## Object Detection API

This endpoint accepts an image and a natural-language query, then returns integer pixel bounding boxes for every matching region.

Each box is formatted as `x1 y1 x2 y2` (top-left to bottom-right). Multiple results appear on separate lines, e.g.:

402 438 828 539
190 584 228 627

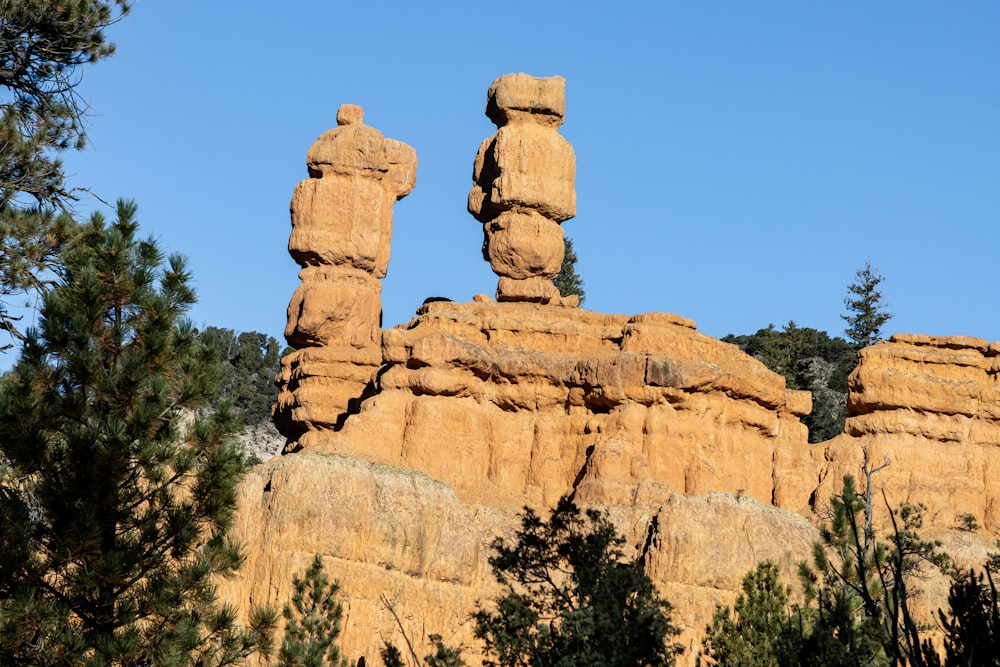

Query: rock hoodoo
235 76 1000 666
273 105 417 439
468 73 577 305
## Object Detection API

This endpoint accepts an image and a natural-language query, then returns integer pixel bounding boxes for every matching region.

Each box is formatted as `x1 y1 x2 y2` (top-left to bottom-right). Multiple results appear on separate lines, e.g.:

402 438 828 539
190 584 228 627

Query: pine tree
842 260 893 349
473 495 680 667
703 459 953 666
202 327 284 428
278 555 347 667
1 0 131 346
553 236 585 304
0 200 275 665
929 568 1000 666
797 460 949 666
702 561 802 666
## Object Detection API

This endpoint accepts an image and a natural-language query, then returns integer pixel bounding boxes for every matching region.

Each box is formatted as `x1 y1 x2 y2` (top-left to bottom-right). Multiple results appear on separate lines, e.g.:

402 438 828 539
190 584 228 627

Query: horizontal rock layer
239 309 1000 666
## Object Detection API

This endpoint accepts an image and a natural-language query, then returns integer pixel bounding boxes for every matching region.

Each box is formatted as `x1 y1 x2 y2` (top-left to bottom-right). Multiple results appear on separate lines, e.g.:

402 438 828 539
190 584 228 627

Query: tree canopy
201 326 284 428
723 322 856 443
0 200 274 664
473 496 680 667
0 0 131 348
553 236 585 304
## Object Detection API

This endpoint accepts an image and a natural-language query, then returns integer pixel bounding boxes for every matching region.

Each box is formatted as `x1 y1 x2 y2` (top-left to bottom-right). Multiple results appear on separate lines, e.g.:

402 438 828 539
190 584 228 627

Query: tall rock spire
468 73 578 305
274 104 417 442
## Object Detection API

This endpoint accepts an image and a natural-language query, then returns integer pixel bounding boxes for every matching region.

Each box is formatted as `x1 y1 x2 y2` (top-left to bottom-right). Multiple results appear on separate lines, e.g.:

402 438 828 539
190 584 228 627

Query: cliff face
230 298 824 660
818 333 1000 531
228 75 1000 666
300 301 813 511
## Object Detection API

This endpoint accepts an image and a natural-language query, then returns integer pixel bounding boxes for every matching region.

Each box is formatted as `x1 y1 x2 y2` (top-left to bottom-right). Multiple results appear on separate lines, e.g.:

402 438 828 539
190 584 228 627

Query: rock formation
816 333 1000 532
468 73 577 305
273 105 417 439
232 77 1000 666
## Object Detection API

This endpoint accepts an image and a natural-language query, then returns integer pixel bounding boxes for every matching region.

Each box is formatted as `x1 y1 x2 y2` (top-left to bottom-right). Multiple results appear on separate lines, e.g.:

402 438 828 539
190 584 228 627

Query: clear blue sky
59 1 1000 346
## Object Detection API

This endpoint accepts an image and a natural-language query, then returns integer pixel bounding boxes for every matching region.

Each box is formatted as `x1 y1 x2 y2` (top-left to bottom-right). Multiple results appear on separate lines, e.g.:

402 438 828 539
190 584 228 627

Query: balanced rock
469 74 576 304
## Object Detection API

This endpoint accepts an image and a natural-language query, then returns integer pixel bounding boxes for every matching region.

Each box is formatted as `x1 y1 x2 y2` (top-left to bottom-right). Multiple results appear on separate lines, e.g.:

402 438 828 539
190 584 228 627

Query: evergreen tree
723 322 855 443
926 566 1000 666
473 495 680 667
798 464 948 666
703 462 953 666
0 200 275 665
1 0 131 346
842 260 893 349
277 555 347 667
701 561 802 666
553 236 585 304
201 327 284 428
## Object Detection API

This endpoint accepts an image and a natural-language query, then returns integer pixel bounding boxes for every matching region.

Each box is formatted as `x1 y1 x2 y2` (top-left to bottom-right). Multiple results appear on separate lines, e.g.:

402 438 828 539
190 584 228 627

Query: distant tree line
723 260 893 443
199 326 286 429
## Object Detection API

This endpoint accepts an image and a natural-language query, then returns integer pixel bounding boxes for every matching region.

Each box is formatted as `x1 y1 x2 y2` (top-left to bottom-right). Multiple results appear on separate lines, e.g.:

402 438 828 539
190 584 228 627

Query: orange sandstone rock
469 74 577 303
250 79 1000 667
275 105 417 438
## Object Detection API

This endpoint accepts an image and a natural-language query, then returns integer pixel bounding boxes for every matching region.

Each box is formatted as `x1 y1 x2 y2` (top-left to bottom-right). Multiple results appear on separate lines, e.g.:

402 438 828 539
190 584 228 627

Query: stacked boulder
273 104 417 441
468 73 578 305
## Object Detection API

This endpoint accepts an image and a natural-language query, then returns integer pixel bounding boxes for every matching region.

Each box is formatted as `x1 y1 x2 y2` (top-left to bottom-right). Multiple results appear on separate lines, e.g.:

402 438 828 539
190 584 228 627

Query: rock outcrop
231 76 1000 666
298 301 814 513
273 105 417 438
469 74 577 305
816 333 1000 531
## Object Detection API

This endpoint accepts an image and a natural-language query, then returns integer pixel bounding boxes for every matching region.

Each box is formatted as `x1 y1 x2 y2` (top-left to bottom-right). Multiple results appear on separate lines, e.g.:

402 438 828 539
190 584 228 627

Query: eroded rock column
468 73 577 305
274 104 417 441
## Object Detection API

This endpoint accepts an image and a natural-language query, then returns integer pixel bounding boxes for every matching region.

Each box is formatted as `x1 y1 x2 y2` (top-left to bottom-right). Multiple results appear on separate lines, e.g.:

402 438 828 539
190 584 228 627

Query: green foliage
473 495 680 667
956 512 980 532
799 466 949 666
702 561 802 666
0 205 76 350
703 461 954 666
277 555 347 667
1 0 131 345
928 568 1000 666
842 260 893 349
202 326 284 428
553 236 585 304
381 643 406 667
423 636 467 667
0 200 275 664
723 321 856 443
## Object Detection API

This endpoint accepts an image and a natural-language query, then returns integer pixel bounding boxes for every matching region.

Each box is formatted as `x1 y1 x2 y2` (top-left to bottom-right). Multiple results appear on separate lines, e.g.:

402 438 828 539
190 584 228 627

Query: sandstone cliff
817 333 1000 532
227 75 1000 666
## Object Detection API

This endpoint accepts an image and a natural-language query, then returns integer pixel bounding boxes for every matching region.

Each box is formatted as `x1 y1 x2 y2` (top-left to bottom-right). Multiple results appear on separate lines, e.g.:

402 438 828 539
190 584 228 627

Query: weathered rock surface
816 333 1000 532
235 298 824 665
239 322 1000 666
469 74 577 304
228 451 820 664
274 105 417 438
243 76 1000 667
296 301 814 512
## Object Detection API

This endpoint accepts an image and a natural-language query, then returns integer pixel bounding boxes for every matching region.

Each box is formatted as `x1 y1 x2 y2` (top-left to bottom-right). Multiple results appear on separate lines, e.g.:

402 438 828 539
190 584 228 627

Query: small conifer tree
278 555 347 667
842 260 893 349
553 236 585 304
702 561 801 666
